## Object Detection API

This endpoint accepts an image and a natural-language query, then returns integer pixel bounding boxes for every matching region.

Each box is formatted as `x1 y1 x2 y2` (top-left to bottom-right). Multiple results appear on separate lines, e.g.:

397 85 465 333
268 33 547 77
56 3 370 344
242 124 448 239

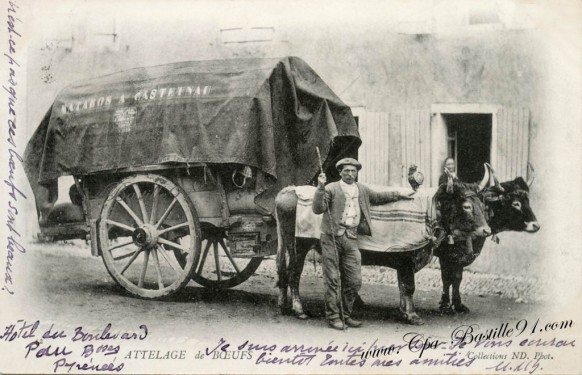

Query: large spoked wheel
174 229 263 289
99 174 201 299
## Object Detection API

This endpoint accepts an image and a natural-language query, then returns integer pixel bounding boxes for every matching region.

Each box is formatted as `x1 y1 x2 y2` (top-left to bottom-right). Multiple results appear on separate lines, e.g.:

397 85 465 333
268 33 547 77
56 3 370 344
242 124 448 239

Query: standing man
312 158 414 330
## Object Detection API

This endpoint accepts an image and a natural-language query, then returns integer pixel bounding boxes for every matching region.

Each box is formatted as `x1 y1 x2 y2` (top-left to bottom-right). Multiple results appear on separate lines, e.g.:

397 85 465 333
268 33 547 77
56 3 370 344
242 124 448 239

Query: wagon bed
24 56 360 299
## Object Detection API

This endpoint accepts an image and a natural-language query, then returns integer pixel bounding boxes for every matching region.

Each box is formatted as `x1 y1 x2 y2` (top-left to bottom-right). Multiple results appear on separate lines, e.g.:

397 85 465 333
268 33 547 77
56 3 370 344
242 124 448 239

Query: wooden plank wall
401 110 432 187
359 108 531 187
358 112 390 185
358 110 431 187
388 113 403 185
496 108 531 181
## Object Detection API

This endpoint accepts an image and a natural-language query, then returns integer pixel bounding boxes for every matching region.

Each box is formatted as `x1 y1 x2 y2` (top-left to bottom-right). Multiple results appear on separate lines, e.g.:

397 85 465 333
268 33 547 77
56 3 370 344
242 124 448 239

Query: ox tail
275 202 286 289
274 186 298 290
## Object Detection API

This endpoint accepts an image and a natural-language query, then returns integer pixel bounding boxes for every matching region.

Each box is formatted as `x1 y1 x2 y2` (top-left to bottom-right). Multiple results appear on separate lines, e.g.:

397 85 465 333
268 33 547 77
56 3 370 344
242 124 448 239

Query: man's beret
336 158 362 171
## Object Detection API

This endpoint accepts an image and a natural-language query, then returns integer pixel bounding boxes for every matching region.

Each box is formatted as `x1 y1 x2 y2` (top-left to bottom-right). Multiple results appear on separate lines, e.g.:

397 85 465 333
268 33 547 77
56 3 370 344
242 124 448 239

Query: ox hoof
401 313 425 326
453 304 470 314
439 303 454 315
279 306 293 316
295 312 309 320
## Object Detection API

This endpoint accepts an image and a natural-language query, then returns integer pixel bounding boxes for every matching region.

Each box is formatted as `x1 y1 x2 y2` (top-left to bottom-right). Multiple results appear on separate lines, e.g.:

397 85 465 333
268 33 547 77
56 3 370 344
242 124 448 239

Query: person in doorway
438 157 458 186
312 158 414 330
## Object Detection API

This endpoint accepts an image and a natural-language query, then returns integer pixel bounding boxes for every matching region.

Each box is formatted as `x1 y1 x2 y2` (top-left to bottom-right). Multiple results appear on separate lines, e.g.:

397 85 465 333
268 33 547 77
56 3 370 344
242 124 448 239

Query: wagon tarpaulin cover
24 57 361 214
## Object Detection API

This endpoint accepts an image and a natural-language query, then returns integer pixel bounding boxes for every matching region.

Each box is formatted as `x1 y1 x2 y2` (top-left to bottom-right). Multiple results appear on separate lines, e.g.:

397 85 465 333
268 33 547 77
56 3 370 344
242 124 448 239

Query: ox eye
512 201 521 210
462 203 472 211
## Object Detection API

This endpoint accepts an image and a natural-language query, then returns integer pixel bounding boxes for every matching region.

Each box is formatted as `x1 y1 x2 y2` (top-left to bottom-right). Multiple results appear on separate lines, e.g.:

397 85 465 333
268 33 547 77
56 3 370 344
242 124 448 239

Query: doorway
443 113 492 183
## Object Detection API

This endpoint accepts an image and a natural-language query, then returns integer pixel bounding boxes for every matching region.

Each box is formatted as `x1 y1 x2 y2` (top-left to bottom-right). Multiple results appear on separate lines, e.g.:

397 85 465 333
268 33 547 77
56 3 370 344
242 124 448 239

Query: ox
437 167 540 314
275 174 491 325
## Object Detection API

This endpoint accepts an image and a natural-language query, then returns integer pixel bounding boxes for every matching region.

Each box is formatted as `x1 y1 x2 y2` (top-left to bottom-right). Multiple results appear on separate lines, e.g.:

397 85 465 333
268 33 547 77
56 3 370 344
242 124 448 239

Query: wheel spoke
116 197 144 226
100 174 201 299
197 240 212 274
149 185 160 224
113 248 140 262
138 249 150 288
106 219 135 233
108 240 134 253
120 248 144 275
213 241 222 282
158 222 190 236
219 238 241 274
157 245 183 277
133 184 148 224
158 237 187 252
155 197 178 229
151 248 164 290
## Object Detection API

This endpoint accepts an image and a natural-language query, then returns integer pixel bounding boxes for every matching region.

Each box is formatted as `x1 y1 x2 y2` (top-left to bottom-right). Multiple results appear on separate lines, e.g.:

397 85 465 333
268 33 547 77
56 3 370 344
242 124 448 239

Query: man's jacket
312 181 400 236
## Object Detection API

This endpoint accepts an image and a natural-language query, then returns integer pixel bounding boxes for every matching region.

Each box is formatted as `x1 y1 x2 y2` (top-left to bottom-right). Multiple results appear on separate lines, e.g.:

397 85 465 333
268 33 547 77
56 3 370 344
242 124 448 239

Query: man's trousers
320 232 362 321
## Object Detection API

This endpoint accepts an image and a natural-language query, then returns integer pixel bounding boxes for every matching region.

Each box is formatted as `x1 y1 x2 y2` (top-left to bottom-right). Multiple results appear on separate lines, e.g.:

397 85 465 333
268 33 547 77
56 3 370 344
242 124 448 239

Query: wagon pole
316 147 346 331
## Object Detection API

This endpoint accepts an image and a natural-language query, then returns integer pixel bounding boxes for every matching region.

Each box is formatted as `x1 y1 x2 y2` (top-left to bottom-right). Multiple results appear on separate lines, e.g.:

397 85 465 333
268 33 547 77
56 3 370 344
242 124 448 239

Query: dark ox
275 179 490 325
437 174 540 314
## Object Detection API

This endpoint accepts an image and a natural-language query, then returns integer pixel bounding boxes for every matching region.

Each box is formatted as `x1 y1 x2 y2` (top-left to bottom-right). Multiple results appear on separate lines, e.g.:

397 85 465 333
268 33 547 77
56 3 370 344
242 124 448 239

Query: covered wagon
24 57 360 299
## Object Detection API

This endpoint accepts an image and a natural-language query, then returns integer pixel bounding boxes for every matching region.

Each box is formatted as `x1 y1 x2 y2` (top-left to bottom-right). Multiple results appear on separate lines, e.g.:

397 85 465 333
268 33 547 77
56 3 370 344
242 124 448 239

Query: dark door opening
443 113 492 183
354 115 359 162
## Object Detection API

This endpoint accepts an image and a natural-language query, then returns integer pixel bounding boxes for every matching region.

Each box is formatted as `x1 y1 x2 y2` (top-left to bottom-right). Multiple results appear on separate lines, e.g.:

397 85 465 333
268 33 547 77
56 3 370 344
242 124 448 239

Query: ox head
481 176 540 233
436 178 491 240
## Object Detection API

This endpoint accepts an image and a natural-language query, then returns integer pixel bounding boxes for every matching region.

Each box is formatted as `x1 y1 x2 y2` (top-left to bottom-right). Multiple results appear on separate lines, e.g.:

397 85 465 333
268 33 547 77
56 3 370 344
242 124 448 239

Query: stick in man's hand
315 147 327 188
317 173 327 188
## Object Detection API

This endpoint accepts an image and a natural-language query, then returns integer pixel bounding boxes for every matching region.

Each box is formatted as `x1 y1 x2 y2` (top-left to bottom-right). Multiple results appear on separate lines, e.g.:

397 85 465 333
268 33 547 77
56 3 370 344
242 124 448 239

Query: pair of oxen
275 164 540 325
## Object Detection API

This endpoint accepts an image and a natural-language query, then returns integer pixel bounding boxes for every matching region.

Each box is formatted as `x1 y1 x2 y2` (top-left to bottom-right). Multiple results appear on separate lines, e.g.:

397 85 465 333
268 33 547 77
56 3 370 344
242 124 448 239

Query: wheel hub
132 224 158 247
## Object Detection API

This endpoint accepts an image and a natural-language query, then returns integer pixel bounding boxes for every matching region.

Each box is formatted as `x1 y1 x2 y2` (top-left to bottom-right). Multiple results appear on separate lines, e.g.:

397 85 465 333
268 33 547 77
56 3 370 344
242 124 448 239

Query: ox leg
397 265 424 325
439 261 454 314
276 243 290 314
289 239 310 320
354 294 366 308
276 209 295 314
451 266 470 313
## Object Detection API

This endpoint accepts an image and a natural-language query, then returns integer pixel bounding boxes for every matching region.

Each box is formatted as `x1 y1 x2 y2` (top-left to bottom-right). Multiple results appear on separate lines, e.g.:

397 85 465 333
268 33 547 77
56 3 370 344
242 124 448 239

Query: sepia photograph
1 0 581 373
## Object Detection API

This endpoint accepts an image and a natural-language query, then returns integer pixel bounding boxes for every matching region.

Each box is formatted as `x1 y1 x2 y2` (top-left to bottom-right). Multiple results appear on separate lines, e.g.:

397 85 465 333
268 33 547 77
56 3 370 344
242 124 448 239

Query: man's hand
398 190 416 200
317 173 327 188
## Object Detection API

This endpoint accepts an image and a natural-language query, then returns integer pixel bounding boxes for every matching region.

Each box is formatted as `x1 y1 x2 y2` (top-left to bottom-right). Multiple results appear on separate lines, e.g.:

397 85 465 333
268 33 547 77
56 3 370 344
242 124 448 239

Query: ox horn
527 162 536 187
478 163 491 192
485 163 504 192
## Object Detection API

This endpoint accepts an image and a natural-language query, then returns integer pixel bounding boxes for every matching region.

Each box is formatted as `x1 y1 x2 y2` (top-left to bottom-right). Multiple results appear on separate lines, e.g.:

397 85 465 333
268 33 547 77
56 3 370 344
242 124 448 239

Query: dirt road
3 240 566 374
22 241 546 337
